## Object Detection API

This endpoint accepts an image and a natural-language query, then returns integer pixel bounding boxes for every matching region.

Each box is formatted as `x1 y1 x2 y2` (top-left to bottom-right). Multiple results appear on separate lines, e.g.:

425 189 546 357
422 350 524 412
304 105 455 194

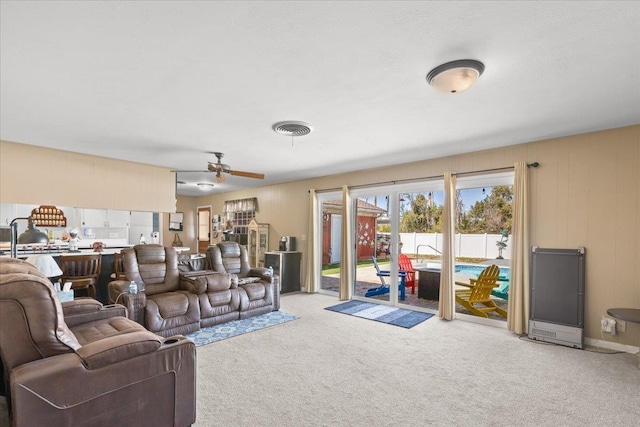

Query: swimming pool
455 264 510 281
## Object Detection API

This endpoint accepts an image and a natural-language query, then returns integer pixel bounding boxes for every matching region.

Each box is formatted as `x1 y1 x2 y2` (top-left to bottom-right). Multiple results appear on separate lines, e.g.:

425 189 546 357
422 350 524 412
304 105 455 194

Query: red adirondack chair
398 254 416 294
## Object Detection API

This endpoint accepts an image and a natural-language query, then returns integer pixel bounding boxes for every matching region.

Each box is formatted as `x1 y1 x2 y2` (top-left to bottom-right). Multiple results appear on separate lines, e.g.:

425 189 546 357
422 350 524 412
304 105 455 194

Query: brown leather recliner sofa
206 242 280 317
111 244 279 335
179 242 280 319
0 258 196 427
108 244 201 337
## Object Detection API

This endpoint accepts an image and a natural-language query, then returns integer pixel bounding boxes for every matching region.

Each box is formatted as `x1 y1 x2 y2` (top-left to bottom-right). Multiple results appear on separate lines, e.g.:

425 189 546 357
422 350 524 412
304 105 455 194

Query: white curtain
438 172 456 319
339 185 353 300
304 189 319 293
508 161 530 334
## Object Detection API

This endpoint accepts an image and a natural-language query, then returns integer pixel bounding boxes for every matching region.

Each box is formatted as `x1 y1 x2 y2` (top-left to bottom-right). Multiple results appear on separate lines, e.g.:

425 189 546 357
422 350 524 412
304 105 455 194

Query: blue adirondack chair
365 257 406 300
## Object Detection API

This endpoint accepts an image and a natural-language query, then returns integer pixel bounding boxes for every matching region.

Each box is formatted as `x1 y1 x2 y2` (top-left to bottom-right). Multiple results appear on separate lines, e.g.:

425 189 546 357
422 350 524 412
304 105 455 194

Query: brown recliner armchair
0 258 196 427
206 242 279 317
108 244 201 337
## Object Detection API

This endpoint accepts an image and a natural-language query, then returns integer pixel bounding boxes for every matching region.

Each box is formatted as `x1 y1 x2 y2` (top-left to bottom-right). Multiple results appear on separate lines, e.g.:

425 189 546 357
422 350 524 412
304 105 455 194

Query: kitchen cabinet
247 219 269 268
81 209 130 228
107 210 130 228
264 251 301 293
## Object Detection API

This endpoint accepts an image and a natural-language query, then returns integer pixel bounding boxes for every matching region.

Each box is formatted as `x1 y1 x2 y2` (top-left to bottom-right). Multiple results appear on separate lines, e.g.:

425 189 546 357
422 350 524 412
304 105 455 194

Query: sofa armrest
10 335 196 427
180 275 207 294
181 273 237 294
248 267 269 279
62 297 103 316
76 331 162 369
63 298 128 328
108 280 130 304
119 292 146 325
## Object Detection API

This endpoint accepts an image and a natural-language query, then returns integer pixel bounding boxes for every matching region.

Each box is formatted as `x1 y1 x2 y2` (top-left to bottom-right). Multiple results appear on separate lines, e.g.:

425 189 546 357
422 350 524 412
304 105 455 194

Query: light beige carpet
2 293 639 426
195 293 639 426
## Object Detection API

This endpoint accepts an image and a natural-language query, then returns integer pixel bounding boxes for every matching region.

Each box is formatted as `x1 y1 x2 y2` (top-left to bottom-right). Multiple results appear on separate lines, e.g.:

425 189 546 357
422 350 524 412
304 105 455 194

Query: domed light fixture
197 182 214 190
426 59 485 94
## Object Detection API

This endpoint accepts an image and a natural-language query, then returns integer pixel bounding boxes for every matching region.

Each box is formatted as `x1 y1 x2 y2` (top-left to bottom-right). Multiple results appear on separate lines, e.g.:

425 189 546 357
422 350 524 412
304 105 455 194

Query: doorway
197 206 211 253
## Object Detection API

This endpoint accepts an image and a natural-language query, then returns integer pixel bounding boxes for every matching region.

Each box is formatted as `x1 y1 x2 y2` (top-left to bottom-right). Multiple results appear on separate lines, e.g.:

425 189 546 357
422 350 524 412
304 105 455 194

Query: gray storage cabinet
265 251 302 293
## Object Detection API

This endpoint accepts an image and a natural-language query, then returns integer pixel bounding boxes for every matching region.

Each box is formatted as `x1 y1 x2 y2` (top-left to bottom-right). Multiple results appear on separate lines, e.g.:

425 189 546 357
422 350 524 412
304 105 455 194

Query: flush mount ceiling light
272 121 313 146
426 59 485 94
197 182 214 190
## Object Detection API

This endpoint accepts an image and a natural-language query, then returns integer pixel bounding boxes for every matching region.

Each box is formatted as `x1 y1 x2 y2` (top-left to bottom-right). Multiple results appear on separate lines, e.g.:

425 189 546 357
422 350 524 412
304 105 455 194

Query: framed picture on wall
169 212 184 231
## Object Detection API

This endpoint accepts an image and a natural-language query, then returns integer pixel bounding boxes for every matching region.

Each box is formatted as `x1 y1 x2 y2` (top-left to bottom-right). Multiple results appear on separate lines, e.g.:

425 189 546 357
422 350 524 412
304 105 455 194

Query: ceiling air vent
272 121 313 137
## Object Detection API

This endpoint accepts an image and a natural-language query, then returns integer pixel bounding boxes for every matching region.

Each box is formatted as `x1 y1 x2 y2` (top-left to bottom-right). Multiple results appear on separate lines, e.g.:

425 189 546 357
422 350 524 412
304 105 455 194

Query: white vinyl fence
400 233 512 260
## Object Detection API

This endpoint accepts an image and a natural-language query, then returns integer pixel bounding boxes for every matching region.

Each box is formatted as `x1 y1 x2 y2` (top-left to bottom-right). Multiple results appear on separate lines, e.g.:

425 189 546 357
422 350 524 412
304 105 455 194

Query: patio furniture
454 264 507 318
491 279 510 300
398 253 416 294
417 267 441 300
365 257 406 300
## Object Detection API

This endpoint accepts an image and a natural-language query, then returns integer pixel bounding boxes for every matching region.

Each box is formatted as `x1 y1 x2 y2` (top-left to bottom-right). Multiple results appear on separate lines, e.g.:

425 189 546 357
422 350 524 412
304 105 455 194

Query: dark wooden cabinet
264 251 301 293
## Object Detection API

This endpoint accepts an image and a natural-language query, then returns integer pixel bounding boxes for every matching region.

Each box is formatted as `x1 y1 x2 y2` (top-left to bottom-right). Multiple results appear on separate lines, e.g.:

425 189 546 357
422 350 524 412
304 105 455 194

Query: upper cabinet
81 209 130 228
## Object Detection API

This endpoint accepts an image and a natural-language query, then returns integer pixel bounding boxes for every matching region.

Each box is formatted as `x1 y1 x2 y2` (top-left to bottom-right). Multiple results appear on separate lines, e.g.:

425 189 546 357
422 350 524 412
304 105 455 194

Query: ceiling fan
177 152 265 183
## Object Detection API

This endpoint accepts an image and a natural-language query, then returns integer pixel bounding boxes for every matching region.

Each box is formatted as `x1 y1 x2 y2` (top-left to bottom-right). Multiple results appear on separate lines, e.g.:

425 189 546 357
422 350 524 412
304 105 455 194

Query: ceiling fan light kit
175 152 265 192
426 59 484 94
197 182 214 190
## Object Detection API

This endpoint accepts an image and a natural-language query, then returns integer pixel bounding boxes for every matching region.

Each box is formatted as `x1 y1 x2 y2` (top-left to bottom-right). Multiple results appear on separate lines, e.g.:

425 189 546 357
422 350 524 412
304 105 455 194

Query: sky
366 187 490 213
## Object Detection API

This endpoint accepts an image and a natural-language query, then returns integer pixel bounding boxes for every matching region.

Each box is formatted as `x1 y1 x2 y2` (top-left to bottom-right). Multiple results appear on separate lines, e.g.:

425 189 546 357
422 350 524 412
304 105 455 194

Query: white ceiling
1 1 639 196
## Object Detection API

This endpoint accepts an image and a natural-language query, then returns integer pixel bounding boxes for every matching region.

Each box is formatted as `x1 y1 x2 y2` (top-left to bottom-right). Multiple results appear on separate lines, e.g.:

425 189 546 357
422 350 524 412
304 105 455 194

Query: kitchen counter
0 246 133 258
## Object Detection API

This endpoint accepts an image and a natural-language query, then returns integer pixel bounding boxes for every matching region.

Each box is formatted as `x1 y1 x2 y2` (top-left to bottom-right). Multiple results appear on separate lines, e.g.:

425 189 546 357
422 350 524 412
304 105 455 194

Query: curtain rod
311 162 539 193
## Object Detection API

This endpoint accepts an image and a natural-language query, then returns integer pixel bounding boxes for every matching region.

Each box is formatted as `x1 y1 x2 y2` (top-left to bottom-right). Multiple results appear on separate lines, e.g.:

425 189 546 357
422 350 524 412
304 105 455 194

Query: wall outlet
616 320 626 333
601 316 618 334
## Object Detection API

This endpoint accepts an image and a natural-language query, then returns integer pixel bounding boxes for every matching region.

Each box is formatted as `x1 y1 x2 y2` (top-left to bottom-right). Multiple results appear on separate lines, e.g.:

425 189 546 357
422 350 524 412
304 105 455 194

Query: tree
399 193 443 233
458 186 513 234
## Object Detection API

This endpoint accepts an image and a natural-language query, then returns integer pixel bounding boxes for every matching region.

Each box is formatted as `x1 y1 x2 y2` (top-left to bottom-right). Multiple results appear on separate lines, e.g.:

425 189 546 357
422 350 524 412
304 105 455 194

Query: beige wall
162 195 199 251
2 127 638 346
0 140 176 212
194 125 640 346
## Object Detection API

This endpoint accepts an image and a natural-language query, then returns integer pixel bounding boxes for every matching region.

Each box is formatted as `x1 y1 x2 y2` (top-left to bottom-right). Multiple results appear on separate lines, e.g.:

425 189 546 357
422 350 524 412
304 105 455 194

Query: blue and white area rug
325 301 434 329
185 311 298 347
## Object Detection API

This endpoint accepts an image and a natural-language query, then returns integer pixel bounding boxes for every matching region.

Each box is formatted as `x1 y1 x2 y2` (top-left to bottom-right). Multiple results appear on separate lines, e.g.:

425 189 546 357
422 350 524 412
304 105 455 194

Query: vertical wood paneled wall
198 125 639 345
0 140 176 212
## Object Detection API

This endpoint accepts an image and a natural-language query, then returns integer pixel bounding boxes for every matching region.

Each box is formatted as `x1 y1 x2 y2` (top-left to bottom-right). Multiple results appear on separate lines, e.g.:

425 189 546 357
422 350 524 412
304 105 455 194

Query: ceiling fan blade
175 170 211 173
230 170 265 179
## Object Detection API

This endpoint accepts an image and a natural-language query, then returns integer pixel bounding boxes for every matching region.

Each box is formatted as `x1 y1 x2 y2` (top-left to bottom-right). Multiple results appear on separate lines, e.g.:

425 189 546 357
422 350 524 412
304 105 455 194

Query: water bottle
129 281 138 294
267 266 273 277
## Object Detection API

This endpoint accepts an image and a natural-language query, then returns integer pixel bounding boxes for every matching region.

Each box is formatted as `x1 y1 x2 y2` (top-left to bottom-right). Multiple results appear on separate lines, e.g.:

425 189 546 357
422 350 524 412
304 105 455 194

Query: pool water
455 264 510 281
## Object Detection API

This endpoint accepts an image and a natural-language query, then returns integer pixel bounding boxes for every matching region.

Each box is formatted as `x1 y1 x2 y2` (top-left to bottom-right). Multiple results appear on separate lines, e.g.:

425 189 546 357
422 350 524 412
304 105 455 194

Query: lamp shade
426 59 484 94
18 217 49 244
26 255 63 278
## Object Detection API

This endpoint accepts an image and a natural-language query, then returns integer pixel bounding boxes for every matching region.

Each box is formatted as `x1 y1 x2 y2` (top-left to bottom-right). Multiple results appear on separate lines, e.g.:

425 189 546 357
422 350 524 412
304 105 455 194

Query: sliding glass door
318 192 342 295
352 192 395 303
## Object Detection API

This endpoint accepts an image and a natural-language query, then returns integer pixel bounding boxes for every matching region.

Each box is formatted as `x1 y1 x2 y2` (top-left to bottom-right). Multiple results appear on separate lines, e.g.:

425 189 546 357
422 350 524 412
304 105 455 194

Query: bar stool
59 253 102 299
111 252 126 280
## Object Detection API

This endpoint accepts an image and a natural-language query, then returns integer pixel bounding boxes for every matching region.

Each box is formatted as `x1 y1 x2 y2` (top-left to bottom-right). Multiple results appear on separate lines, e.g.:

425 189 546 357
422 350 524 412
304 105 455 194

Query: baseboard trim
585 337 639 354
